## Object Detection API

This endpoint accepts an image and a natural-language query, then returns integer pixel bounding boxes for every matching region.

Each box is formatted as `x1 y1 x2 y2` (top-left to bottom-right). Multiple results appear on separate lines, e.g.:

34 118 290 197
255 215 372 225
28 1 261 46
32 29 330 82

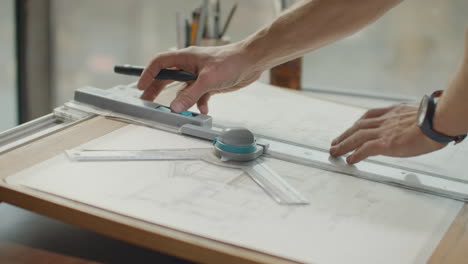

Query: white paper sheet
200 82 468 181
7 124 463 264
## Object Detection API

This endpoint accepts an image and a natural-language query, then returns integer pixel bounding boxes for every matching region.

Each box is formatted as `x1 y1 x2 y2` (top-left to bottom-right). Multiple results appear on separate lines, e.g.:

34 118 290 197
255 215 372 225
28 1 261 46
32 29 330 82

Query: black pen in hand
114 64 197 82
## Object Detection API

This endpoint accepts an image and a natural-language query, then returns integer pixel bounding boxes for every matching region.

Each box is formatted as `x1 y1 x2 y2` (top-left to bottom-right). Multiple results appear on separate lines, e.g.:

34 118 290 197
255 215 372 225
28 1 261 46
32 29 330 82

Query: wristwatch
417 90 466 144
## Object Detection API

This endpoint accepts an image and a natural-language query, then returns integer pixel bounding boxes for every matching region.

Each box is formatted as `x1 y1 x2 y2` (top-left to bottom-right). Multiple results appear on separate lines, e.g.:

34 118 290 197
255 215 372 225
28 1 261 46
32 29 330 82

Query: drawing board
2 82 468 263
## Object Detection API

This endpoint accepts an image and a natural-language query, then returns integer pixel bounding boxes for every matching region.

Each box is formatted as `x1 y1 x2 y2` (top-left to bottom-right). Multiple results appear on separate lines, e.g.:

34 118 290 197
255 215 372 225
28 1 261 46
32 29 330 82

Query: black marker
114 64 197 82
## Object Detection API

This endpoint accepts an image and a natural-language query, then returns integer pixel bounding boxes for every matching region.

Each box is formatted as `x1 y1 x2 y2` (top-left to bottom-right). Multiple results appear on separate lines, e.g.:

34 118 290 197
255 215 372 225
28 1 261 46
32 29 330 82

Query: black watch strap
418 90 466 144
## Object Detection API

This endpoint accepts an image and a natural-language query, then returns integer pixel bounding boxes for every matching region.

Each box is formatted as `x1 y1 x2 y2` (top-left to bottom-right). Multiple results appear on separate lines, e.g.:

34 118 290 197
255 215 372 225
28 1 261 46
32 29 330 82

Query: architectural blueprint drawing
7 124 463 264
7 81 468 263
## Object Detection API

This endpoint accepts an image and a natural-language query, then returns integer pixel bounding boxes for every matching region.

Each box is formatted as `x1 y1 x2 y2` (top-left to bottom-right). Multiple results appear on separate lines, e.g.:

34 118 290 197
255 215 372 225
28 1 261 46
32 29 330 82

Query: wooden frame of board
0 116 467 264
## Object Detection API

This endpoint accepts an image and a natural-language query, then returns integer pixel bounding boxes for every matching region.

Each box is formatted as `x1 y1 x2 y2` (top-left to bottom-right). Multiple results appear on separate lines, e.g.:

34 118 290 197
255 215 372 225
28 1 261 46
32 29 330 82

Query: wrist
433 63 468 137
418 90 467 144
214 41 265 79
432 102 464 137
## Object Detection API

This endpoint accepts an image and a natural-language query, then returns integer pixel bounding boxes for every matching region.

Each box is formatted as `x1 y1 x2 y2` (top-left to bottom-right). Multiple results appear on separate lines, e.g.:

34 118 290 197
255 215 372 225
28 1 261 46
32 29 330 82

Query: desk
1 84 468 264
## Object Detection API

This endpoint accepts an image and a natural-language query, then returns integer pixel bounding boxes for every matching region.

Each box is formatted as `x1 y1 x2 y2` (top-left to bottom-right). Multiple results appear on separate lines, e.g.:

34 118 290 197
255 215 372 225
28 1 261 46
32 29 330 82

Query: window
302 0 468 100
0 0 17 131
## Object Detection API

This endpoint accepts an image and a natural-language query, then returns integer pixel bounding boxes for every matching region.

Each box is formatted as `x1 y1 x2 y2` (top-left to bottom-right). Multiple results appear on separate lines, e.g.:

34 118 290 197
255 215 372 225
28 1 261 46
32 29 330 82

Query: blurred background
0 0 16 132
1 0 468 132
1 1 468 263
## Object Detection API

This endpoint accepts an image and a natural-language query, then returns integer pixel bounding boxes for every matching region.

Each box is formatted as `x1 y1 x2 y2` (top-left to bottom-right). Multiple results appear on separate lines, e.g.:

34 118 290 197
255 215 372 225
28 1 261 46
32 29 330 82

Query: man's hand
137 43 262 114
329 104 446 164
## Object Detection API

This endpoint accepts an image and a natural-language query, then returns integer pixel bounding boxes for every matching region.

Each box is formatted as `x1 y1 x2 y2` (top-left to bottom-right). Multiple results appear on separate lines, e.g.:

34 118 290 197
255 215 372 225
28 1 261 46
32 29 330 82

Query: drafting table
1 82 468 264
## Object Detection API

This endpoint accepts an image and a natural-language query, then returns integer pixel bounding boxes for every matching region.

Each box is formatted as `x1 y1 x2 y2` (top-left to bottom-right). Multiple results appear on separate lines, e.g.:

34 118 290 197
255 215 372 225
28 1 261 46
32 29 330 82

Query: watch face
417 95 429 127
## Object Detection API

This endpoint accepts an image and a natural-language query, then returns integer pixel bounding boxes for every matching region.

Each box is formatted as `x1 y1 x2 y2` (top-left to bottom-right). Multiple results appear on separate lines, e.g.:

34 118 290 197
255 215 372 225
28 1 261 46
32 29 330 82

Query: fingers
197 93 212 114
170 77 210 112
331 118 383 146
329 103 438 164
137 51 190 92
330 128 380 157
360 106 393 119
346 139 387 164
331 106 393 146
140 79 174 101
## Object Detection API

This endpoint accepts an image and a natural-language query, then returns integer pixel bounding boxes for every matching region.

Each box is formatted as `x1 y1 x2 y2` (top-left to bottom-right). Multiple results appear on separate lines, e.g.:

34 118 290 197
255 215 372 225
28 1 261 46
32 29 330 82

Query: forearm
238 0 402 71
433 31 468 136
